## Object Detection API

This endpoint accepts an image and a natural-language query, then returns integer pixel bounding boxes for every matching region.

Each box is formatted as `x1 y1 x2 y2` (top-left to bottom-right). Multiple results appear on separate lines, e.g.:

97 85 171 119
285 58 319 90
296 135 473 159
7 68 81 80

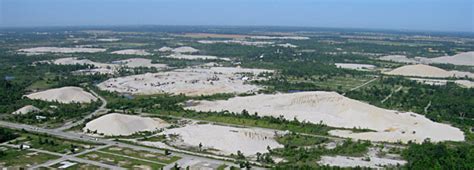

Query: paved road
0 120 241 169
1 143 124 170
55 88 109 131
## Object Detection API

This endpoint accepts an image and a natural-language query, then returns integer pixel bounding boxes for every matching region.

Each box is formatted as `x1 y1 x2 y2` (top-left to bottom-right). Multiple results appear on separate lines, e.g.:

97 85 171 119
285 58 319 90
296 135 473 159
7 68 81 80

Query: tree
165 149 171 156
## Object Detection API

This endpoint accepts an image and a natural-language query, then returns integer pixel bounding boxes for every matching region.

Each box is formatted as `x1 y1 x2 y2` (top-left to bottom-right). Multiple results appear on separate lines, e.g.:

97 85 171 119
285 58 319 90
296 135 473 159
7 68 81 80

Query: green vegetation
271 139 371 168
1 26 473 169
276 133 329 148
0 146 60 168
346 76 474 140
100 146 181 164
0 127 19 143
402 140 474 169
9 132 99 154
79 151 165 169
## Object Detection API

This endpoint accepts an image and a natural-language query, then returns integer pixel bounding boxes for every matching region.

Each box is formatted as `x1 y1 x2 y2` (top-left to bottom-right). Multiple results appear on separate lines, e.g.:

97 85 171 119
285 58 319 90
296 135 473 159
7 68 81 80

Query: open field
97 66 272 96
84 113 170 136
9 133 99 154
0 146 60 168
25 86 98 104
187 91 464 143
100 146 181 164
79 151 165 169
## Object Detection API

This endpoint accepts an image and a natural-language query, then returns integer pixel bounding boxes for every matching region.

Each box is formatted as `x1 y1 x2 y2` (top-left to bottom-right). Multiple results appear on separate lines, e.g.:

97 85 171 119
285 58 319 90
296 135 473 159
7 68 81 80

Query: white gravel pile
12 105 41 115
18 47 106 54
97 67 272 96
172 46 199 53
422 51 474 66
84 113 169 136
111 49 151 56
186 91 464 143
157 46 174 52
161 124 283 156
379 52 474 66
25 86 98 104
384 64 473 78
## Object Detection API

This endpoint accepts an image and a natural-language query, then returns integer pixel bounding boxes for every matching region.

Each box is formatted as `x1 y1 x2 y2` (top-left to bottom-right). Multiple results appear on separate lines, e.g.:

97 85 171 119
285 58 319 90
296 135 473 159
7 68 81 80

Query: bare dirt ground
97 66 272 96
318 147 406 168
12 105 41 115
161 123 283 156
52 57 168 74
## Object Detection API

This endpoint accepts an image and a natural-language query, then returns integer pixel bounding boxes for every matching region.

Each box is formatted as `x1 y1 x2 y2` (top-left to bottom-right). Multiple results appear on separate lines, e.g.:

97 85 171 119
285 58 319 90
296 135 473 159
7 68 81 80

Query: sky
0 0 473 32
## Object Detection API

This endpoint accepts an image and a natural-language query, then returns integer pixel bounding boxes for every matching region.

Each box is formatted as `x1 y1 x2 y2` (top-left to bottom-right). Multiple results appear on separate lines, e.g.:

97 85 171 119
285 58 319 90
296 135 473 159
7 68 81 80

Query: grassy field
79 151 165 169
100 146 181 164
0 146 60 168
290 75 376 92
9 133 99 154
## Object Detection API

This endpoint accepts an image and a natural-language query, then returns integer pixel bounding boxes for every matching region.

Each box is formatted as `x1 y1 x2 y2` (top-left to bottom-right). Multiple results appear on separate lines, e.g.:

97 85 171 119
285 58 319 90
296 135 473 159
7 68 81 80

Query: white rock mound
12 105 41 115
423 51 474 66
25 86 98 104
172 46 199 53
384 64 473 78
84 113 169 136
186 91 464 143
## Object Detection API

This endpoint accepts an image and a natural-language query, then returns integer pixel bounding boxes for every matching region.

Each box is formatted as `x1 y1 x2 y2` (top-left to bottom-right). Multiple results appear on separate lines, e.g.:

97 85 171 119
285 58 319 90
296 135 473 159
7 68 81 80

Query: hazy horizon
1 0 473 33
